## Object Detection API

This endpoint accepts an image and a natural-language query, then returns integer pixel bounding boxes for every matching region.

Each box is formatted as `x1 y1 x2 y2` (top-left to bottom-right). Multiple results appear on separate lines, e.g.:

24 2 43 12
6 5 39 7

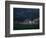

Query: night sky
13 8 39 21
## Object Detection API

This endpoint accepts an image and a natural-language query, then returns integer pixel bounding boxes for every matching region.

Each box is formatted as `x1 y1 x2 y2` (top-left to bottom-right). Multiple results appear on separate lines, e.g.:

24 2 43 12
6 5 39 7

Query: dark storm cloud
13 8 39 21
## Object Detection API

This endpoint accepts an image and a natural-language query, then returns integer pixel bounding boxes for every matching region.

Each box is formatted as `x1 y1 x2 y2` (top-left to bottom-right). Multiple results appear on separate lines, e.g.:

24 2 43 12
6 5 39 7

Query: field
13 23 39 30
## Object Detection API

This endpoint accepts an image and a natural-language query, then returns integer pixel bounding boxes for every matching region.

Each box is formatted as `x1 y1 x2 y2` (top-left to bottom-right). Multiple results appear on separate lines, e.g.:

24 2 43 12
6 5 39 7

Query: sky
13 8 39 21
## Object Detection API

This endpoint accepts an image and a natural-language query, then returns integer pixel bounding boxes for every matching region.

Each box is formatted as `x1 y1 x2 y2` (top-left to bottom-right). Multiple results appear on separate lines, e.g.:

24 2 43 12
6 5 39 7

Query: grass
13 23 39 30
